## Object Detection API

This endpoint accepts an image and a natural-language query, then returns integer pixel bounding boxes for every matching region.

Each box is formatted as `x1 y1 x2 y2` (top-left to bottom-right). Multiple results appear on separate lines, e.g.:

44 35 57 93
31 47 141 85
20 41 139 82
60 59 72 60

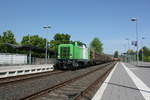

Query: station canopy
3 43 55 55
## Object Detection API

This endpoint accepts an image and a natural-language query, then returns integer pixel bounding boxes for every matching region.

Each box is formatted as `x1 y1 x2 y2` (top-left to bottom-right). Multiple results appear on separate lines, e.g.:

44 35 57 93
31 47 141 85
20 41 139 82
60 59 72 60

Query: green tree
90 37 103 54
143 46 150 56
0 30 17 53
1 30 16 44
139 46 150 62
21 35 47 57
21 35 46 48
0 35 2 42
127 49 135 55
114 51 119 58
50 33 71 50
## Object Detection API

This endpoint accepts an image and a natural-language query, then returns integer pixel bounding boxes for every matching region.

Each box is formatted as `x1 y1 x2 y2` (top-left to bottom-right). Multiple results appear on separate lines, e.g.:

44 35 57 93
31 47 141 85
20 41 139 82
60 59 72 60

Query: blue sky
0 0 150 54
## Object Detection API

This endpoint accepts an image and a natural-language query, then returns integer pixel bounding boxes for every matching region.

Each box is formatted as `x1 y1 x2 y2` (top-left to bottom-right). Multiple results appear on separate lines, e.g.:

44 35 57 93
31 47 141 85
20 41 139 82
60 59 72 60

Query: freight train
54 42 113 70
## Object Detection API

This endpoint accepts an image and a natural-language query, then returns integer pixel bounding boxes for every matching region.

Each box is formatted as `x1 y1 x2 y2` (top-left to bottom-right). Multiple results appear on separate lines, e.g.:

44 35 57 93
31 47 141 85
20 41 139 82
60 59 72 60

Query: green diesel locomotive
55 41 113 70
55 42 90 69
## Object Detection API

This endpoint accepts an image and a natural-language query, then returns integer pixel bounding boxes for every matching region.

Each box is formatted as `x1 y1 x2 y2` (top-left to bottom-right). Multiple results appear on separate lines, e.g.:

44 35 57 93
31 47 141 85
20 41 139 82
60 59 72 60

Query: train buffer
92 62 150 100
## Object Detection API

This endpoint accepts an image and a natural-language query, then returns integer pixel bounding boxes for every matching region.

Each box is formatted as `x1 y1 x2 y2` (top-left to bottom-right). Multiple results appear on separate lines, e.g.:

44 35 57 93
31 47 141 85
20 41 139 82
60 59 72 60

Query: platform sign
131 41 137 47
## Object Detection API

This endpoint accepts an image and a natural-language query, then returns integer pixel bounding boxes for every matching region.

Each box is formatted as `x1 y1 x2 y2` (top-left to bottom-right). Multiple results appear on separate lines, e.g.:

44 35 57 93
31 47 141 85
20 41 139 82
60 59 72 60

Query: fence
0 53 55 78
0 64 54 78
0 53 56 66
31 58 56 64
0 53 27 65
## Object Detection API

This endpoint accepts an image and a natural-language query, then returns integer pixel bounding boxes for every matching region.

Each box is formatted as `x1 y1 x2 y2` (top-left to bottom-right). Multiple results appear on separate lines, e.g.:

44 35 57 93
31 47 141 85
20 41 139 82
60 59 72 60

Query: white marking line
92 63 118 100
129 68 140 70
122 63 150 100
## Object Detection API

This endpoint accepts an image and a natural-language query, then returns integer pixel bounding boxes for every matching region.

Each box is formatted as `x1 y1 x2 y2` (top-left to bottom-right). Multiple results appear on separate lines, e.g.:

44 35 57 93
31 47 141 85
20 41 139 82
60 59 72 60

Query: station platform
131 61 150 68
0 64 54 78
92 62 150 100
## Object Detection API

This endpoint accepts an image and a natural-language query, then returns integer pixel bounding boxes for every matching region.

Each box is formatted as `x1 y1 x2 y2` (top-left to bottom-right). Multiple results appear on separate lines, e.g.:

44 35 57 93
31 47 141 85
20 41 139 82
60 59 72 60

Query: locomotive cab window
60 47 70 59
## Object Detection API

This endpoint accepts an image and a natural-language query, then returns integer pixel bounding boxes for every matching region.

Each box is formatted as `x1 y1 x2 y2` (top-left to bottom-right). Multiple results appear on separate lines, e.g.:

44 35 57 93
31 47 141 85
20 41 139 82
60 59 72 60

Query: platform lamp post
125 38 130 62
141 37 145 62
43 25 51 64
28 34 32 64
131 18 139 65
123 44 127 62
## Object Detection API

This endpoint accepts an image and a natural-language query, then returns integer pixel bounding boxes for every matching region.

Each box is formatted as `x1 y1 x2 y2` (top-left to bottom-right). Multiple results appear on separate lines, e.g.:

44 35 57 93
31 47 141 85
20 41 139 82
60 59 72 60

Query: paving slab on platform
131 61 150 68
125 63 150 88
92 62 150 100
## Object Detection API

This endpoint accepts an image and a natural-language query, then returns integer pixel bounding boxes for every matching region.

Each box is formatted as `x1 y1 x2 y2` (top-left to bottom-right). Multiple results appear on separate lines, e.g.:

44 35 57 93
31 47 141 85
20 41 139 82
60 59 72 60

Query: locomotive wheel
72 61 79 70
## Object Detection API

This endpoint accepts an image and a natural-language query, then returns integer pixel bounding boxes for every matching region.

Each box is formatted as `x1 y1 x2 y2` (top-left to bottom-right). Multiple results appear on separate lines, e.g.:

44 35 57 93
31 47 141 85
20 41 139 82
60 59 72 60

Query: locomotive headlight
70 54 72 57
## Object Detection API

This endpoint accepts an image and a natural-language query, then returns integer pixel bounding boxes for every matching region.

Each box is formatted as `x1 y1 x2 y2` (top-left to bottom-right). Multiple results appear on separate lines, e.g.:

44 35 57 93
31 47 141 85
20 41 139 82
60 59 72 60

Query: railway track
0 62 115 100
73 65 113 100
0 70 65 85
22 62 115 100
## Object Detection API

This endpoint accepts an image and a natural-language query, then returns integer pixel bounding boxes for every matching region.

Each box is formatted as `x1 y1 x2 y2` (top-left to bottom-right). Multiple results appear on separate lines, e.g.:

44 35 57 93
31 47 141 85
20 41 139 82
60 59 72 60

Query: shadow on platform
104 82 150 93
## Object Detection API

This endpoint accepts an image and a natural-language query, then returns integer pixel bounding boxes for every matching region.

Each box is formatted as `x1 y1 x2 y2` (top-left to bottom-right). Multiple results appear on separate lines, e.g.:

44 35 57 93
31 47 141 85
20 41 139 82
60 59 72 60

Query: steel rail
0 70 65 86
73 63 115 100
22 63 113 100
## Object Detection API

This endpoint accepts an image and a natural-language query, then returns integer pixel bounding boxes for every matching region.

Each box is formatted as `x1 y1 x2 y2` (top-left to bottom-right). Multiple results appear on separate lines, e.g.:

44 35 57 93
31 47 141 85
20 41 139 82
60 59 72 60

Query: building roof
3 43 55 54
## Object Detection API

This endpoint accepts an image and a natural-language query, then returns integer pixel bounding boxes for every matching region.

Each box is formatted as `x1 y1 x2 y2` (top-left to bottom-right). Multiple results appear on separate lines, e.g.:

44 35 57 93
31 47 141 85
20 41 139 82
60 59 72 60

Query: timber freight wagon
55 42 90 69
